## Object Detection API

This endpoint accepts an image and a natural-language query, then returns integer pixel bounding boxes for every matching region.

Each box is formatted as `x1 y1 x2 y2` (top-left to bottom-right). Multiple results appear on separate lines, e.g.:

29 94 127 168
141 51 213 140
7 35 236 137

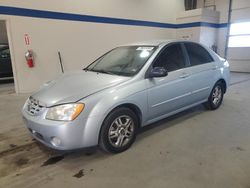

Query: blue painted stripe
0 6 228 29
177 22 228 28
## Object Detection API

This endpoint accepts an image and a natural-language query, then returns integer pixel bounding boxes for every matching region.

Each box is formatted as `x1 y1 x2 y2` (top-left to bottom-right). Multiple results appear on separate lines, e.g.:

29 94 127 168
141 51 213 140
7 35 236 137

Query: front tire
99 107 138 153
205 81 224 110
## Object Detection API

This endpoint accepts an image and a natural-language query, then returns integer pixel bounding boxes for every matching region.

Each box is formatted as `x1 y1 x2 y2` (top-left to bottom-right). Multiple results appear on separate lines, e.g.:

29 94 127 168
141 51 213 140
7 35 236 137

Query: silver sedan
22 40 230 153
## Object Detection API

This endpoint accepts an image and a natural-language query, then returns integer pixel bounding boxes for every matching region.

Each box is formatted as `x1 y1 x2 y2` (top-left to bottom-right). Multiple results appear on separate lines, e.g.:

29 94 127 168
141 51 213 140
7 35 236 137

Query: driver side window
153 43 185 72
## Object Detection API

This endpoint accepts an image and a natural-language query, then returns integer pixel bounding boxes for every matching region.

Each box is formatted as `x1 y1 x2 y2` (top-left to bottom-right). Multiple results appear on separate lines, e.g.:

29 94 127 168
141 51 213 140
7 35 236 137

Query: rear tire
204 81 224 110
99 107 138 153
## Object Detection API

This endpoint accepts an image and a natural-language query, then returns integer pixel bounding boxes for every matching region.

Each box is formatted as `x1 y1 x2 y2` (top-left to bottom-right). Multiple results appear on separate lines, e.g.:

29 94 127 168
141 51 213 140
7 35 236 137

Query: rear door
183 42 216 103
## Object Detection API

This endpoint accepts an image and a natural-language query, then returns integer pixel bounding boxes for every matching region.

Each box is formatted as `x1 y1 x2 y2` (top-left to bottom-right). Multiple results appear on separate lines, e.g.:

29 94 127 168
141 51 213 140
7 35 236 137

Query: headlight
46 103 84 121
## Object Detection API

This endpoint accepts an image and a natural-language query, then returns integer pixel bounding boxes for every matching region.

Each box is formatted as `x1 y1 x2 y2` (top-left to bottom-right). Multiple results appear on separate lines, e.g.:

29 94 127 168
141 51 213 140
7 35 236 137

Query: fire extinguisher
25 50 34 68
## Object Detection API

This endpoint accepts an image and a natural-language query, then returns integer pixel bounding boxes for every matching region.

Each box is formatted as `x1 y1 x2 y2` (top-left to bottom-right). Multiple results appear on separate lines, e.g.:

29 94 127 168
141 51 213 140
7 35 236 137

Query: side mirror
149 67 168 78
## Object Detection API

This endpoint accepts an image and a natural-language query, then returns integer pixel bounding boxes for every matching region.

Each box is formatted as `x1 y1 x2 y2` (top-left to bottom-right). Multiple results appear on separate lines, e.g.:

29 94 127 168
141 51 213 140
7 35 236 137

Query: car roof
119 39 187 47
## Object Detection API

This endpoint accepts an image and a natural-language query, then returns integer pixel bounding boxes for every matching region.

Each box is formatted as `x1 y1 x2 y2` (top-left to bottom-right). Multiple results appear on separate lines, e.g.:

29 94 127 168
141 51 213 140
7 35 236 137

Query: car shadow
136 104 206 141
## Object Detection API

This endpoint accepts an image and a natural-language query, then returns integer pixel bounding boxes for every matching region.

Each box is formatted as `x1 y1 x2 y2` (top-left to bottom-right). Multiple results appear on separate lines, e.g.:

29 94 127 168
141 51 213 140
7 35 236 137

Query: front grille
26 97 45 116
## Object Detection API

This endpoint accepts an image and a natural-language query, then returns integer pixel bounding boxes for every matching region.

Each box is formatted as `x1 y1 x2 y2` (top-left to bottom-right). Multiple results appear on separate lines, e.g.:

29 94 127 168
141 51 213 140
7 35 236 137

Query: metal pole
58 51 64 73
224 0 233 59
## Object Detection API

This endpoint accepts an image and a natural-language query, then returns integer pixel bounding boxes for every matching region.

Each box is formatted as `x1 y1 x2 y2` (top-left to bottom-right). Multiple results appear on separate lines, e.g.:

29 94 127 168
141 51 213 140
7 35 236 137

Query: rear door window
184 43 213 66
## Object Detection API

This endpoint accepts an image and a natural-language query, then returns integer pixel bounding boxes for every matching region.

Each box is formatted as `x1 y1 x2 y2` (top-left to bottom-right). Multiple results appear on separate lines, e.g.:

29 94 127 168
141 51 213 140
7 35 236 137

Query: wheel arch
217 78 227 93
104 103 142 127
97 102 142 147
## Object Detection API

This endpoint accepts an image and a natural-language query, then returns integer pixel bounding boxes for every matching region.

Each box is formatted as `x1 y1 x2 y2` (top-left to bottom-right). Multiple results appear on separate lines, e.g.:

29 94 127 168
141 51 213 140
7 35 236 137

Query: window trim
145 42 189 78
183 42 214 67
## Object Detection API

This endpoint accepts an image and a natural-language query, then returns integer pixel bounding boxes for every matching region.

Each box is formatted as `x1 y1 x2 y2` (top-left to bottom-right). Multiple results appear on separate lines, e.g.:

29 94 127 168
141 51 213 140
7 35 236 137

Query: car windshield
85 46 157 76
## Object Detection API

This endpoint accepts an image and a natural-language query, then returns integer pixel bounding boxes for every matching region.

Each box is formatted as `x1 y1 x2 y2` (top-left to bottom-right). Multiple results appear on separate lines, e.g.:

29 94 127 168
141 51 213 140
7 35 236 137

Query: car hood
32 71 130 107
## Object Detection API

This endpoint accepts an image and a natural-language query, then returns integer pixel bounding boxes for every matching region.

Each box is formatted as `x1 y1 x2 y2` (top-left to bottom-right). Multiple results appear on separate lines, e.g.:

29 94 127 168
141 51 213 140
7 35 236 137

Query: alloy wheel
108 115 135 148
212 85 222 106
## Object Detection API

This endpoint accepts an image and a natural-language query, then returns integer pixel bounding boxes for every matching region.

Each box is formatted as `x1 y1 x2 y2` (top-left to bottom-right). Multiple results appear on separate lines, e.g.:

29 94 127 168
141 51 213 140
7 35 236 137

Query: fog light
51 137 61 146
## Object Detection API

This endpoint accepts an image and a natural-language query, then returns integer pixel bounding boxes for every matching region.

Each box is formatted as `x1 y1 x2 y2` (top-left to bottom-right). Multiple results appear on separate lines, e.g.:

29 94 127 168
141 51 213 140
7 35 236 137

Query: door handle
179 73 190 78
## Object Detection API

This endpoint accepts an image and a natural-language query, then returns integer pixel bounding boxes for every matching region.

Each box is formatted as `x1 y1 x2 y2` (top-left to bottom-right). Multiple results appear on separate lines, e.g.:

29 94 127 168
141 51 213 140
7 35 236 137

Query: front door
146 43 192 122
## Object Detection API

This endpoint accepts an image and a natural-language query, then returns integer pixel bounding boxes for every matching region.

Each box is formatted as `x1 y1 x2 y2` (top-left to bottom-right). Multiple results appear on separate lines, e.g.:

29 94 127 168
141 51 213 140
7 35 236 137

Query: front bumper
22 109 91 150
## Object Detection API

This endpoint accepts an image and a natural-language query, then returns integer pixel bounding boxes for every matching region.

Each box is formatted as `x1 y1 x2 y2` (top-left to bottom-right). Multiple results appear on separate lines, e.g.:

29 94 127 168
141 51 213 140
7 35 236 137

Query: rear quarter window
185 43 214 66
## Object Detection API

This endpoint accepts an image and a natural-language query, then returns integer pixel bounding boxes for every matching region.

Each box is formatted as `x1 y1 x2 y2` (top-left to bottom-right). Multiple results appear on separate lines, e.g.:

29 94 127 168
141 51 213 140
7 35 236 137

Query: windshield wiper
95 70 116 75
85 69 115 75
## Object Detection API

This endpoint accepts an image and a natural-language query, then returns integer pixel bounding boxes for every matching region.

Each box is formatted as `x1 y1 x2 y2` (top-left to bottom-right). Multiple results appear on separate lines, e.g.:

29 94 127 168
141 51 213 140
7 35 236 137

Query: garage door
228 0 250 72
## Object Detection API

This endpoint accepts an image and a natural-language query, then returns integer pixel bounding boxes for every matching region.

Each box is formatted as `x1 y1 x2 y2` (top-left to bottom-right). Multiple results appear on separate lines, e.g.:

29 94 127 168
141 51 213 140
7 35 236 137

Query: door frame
0 17 18 93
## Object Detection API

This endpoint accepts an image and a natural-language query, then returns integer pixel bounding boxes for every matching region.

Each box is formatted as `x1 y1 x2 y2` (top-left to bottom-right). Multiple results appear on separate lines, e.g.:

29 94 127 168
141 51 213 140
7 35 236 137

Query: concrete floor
0 73 250 188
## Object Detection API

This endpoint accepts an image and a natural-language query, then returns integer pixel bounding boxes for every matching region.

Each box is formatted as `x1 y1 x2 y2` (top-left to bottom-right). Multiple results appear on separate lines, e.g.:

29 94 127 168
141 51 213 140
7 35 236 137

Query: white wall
1 0 184 23
176 9 203 42
0 0 185 93
176 8 219 49
215 0 230 57
196 0 230 56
